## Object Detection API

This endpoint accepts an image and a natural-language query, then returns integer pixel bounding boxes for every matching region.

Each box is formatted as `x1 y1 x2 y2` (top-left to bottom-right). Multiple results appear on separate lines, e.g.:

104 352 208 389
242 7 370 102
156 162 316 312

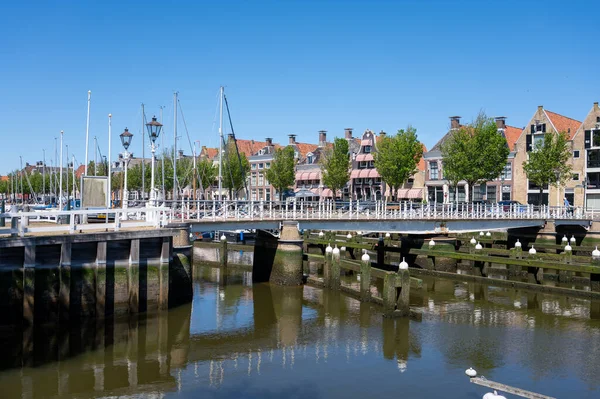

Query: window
251 189 257 201
448 186 466 203
258 173 264 185
307 155 313 164
368 161 375 168
533 133 545 149
594 130 600 147
589 150 600 168
266 162 271 168
487 185 497 203
251 173 257 186
500 163 512 180
356 178 363 184
251 164 257 170
573 150 580 159
258 188 264 200
429 161 439 180
364 146 372 153
473 184 485 201
258 163 264 169
572 173 580 181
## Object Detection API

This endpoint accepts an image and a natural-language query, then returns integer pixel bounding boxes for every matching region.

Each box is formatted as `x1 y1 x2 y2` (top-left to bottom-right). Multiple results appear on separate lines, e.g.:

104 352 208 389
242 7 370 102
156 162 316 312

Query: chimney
538 105 544 112
345 128 353 139
449 116 461 130
178 149 184 158
265 137 273 146
318 130 327 147
495 117 506 130
288 134 296 145
379 130 386 137
594 102 599 111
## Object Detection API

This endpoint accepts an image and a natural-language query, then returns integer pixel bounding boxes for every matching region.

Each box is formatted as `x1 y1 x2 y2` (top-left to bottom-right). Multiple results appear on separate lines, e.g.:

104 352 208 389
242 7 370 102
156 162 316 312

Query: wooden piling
331 247 341 290
360 253 371 301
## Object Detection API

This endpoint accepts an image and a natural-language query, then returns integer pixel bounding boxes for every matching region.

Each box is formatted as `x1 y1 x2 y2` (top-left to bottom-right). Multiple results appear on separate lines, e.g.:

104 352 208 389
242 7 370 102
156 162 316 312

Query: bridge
0 200 595 237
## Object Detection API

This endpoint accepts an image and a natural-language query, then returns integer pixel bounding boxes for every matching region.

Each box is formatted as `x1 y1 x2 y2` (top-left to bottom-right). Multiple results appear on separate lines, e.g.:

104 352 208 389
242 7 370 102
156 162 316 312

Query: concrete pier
0 228 193 328
269 221 304 285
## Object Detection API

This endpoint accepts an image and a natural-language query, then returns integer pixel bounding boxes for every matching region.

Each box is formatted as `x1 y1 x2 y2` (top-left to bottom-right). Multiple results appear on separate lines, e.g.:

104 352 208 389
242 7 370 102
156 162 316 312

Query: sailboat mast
218 86 224 201
173 92 178 202
141 103 145 200
84 90 91 175
160 106 165 202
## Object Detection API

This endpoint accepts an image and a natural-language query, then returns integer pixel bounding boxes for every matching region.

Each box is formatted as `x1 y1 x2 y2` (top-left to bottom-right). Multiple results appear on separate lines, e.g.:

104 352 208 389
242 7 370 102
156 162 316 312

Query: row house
350 129 426 201
513 105 582 206
424 116 521 203
295 128 361 200
581 102 600 208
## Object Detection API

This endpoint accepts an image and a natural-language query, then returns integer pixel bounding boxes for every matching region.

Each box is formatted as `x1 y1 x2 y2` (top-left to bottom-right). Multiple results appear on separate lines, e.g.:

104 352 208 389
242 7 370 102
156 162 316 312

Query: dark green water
1 264 600 398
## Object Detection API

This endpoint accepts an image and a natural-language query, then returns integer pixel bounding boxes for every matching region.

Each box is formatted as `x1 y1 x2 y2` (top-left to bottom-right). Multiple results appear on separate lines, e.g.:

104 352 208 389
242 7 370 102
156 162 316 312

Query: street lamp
120 127 133 211
145 116 163 206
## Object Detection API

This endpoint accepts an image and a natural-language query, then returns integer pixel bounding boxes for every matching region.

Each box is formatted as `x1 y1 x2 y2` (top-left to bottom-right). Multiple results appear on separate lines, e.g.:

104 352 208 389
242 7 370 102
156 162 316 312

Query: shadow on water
1 261 600 398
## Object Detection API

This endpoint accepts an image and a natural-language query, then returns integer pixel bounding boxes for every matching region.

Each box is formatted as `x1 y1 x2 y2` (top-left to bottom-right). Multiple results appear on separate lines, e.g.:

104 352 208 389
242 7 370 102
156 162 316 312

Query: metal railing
153 199 596 223
0 207 170 237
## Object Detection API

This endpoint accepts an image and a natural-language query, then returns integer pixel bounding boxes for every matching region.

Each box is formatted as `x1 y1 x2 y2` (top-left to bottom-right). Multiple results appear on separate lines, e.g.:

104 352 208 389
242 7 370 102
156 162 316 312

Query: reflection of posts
382 318 410 372
270 285 303 347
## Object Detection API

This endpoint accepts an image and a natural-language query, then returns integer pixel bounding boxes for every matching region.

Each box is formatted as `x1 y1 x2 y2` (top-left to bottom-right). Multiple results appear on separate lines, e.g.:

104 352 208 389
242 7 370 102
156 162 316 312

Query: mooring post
220 234 228 268
382 272 397 316
96 241 107 319
377 236 385 268
59 240 71 322
360 251 371 301
324 243 333 287
396 268 410 316
128 238 140 314
22 243 36 327
331 245 341 290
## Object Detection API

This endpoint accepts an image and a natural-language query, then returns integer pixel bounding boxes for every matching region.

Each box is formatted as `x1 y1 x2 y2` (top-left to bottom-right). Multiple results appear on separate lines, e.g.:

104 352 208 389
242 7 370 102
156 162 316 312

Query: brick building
512 106 582 206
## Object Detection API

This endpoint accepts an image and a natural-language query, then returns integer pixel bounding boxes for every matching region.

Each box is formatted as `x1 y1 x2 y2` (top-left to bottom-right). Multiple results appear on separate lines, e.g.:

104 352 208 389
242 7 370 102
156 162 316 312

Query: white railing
153 199 597 223
0 207 169 237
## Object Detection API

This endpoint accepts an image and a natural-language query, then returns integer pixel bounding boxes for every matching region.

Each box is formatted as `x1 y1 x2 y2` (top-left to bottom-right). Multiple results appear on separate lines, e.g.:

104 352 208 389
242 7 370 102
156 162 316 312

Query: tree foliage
222 139 250 199
266 146 296 200
440 112 509 199
196 159 218 197
523 132 572 205
373 126 423 199
321 137 350 199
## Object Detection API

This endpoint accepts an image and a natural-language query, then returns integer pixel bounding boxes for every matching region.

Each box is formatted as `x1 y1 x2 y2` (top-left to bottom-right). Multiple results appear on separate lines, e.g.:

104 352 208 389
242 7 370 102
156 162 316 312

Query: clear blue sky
1 0 598 173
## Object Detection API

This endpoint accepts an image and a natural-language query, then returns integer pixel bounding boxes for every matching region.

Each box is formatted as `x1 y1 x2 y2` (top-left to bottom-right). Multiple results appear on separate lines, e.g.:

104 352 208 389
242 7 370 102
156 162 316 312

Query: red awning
367 169 380 178
360 139 372 146
397 188 409 198
350 170 361 179
308 171 320 180
407 188 423 199
321 188 334 197
355 153 374 162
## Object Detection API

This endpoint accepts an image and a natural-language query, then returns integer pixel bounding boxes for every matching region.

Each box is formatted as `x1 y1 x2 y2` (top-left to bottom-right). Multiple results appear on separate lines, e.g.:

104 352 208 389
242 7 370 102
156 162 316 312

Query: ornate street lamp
120 128 133 211
145 116 163 206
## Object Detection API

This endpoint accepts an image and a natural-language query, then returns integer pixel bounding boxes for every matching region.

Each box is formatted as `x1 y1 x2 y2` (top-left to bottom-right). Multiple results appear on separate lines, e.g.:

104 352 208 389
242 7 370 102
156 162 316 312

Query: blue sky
1 0 598 173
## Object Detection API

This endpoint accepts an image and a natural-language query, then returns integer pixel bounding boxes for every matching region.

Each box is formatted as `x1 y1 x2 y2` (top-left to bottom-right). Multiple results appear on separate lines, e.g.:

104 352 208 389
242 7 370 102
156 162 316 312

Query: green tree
196 159 217 197
222 140 250 199
523 132 572 206
440 112 509 201
373 126 423 200
87 160 108 176
321 137 350 200
266 146 296 200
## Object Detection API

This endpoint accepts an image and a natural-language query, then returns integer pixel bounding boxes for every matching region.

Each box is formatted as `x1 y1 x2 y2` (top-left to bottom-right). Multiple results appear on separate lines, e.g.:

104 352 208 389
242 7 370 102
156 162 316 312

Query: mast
59 131 63 209
72 155 76 201
160 106 165 202
19 156 23 204
173 92 178 202
108 114 112 208
141 104 146 200
84 90 91 175
42 149 46 203
94 136 98 175
66 145 69 206
218 86 224 201
54 137 58 199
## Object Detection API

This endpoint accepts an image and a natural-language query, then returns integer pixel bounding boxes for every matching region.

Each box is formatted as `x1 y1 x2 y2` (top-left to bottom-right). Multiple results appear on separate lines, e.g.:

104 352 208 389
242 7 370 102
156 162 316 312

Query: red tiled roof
204 147 218 159
0 176 8 182
234 139 282 157
295 142 318 158
417 144 427 171
504 125 522 151
75 165 86 179
545 110 581 140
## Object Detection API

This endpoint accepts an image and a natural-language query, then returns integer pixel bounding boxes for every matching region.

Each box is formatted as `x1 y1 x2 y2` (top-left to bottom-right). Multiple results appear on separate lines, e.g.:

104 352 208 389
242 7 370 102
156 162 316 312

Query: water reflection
0 265 599 398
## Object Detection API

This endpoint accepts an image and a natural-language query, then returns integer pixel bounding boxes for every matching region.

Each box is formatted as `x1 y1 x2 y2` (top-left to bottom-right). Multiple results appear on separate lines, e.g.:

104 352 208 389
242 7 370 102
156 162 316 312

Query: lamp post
145 116 163 207
120 128 133 211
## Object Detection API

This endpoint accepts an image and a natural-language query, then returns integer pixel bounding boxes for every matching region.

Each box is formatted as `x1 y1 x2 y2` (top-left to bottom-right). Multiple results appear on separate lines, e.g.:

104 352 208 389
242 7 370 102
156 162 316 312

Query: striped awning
321 188 334 197
360 139 373 146
396 188 423 199
355 153 374 162
295 171 321 180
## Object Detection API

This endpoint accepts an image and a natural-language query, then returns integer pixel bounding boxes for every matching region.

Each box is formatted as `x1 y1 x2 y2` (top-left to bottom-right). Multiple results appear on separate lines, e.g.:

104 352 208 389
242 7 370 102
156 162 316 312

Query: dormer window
307 153 314 164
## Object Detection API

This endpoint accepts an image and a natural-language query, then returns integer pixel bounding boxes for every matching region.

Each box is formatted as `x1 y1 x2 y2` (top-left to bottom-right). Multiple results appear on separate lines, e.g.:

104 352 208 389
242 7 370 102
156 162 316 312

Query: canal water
1 263 600 398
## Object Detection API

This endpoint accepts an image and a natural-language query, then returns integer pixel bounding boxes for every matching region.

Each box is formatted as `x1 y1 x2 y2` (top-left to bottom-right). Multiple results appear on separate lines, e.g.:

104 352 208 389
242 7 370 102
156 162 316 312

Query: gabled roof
544 110 581 140
75 165 86 179
233 139 282 158
294 143 319 158
504 125 522 151
417 144 427 171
